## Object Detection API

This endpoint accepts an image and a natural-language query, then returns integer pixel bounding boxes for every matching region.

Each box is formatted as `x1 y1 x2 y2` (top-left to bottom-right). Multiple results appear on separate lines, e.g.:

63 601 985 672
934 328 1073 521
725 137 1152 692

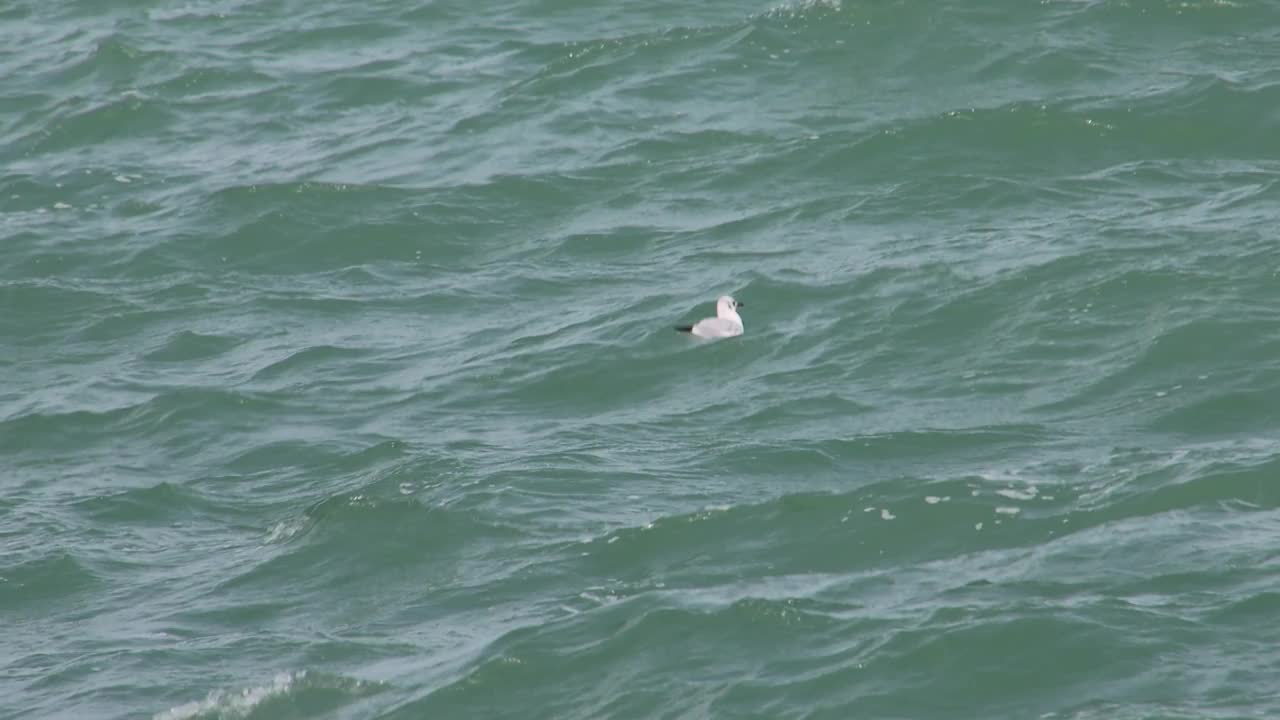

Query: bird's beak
736 301 745 308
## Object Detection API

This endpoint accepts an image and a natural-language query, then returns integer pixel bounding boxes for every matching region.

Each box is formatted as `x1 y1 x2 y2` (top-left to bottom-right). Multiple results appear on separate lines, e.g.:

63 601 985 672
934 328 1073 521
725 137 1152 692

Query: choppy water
4 0 1280 718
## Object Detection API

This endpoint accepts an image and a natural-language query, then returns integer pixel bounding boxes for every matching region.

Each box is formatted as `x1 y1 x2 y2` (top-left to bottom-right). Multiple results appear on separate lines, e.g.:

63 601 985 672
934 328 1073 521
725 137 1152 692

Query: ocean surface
4 0 1280 718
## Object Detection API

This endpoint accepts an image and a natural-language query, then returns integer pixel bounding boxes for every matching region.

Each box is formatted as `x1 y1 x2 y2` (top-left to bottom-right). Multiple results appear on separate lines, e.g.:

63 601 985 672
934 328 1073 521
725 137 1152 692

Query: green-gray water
4 1 1280 718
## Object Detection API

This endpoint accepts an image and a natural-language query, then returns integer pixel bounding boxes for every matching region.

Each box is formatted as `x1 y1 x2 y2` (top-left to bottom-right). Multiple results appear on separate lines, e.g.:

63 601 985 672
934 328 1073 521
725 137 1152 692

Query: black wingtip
674 325 694 333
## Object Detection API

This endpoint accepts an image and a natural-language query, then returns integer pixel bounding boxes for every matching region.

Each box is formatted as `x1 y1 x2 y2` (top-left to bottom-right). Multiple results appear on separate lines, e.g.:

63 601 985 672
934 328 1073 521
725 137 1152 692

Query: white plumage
676 295 744 339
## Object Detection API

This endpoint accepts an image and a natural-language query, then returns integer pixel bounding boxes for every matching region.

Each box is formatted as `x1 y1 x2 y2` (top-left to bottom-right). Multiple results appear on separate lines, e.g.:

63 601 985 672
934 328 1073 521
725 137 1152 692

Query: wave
154 670 384 720
0 281 129 340
0 387 294 456
0 552 100 613
143 330 244 363
27 91 178 156
386 563 1153 720
71 481 224 524
220 483 529 597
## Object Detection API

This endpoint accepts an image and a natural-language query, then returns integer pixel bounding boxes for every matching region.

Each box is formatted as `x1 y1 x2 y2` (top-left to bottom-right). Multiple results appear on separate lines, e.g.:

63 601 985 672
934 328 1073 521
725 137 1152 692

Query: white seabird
675 295 744 339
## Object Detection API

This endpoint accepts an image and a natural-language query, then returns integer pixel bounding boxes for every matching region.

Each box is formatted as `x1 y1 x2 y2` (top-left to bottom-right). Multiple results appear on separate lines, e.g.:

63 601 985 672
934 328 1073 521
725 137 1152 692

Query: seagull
675 295 744 338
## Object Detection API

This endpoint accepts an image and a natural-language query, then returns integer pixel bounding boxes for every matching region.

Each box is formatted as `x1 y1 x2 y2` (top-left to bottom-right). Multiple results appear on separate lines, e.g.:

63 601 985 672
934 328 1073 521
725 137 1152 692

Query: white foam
880 509 895 520
763 0 842 17
995 506 1021 516
155 671 303 720
264 519 305 543
149 2 232 21
995 487 1037 501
